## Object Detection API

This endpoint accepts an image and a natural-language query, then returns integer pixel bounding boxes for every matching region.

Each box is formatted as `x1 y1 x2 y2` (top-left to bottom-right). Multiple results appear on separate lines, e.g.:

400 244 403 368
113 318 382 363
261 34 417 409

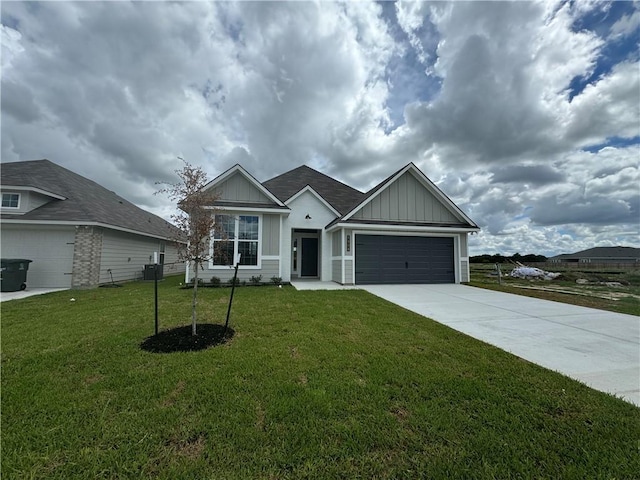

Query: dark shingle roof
262 165 364 215
1 159 182 240
550 246 640 260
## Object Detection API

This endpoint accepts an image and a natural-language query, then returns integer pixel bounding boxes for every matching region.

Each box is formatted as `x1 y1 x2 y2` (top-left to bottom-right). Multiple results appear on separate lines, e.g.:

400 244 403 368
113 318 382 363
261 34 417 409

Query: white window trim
209 213 262 270
1 193 21 209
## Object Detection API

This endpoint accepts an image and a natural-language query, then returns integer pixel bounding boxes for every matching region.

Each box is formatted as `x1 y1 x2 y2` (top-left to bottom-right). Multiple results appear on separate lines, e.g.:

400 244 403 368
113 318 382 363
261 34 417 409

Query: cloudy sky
2 0 639 256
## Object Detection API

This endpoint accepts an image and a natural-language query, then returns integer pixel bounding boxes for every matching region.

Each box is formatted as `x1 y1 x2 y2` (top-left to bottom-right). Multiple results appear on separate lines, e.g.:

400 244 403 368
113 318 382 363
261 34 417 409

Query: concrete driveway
361 284 640 407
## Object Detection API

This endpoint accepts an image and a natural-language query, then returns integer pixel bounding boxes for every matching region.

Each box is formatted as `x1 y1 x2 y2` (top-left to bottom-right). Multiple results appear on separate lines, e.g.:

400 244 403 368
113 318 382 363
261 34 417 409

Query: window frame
1 193 20 209
209 213 262 270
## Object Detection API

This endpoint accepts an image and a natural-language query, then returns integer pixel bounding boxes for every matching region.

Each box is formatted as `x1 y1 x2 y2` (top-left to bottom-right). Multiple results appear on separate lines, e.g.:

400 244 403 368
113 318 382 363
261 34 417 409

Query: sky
1 0 639 257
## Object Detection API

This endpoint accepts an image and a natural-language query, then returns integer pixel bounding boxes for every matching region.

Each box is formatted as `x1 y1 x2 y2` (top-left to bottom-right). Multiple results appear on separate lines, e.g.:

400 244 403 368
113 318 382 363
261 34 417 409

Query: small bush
190 277 205 285
270 276 282 285
250 275 263 286
210 276 221 286
227 277 239 286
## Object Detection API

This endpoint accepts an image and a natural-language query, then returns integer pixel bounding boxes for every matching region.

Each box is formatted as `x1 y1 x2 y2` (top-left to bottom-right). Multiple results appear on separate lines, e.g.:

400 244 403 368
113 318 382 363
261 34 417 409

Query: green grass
2 276 639 479
469 264 640 316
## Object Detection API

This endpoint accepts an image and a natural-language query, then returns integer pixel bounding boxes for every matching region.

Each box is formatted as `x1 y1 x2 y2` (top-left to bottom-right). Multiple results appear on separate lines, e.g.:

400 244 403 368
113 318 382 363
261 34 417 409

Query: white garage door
1 225 75 288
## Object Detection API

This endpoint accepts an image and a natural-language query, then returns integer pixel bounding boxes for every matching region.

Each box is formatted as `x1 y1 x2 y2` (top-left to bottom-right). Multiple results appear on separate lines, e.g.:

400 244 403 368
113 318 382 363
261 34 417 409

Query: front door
301 238 319 277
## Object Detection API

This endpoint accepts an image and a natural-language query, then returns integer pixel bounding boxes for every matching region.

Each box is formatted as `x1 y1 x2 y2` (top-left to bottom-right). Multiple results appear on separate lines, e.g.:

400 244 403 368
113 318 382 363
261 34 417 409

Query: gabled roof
204 164 287 208
550 246 640 260
327 163 479 230
0 159 182 240
262 165 364 215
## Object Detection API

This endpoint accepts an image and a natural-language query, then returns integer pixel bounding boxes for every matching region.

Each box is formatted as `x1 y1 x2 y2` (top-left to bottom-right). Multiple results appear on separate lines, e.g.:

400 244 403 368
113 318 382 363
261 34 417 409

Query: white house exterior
187 163 479 285
1 159 185 289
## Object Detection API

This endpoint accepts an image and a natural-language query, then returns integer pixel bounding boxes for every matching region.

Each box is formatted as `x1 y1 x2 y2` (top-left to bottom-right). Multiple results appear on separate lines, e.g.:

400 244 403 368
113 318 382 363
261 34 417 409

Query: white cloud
1 0 638 257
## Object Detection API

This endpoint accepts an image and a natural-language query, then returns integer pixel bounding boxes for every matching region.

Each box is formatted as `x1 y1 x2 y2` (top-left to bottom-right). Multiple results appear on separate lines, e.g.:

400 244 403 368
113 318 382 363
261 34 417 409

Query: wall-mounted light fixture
305 214 312 220
346 234 351 253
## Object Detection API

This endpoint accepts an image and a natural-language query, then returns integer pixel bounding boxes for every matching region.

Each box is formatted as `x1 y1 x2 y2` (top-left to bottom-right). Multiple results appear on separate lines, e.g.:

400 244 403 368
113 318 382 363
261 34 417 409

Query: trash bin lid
1 259 33 264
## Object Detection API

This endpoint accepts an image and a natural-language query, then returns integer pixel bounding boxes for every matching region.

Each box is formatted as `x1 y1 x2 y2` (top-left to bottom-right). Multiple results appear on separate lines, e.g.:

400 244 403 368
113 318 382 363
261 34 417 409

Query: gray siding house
189 163 479 285
549 246 640 264
1 159 185 289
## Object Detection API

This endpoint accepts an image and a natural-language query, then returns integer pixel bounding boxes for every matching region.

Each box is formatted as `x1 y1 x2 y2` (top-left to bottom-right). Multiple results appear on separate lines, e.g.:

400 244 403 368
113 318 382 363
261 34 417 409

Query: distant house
549 246 640 265
1 159 185 289
189 162 479 285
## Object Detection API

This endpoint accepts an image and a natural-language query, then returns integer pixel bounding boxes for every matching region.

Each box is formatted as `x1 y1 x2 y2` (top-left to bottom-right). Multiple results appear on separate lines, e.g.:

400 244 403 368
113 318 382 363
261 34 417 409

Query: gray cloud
491 165 565 185
1 0 638 256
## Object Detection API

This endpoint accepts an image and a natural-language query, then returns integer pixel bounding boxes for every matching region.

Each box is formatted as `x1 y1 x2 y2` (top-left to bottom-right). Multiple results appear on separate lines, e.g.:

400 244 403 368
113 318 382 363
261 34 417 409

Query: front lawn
2 276 638 478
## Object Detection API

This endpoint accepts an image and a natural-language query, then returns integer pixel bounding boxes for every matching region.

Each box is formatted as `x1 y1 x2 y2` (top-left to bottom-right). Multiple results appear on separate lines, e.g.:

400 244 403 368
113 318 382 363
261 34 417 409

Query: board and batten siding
261 214 280 256
332 231 342 256
99 230 184 284
332 259 342 283
352 171 461 224
209 171 271 204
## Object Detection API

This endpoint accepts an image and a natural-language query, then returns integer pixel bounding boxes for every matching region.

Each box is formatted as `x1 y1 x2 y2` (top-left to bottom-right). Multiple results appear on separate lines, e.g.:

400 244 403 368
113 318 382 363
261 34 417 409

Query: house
187 162 479 285
549 246 640 264
0 159 185 289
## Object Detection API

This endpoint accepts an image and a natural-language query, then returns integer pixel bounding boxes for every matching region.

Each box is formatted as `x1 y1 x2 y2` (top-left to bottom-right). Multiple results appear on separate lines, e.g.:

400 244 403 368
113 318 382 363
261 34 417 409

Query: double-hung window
1 193 20 209
211 214 260 267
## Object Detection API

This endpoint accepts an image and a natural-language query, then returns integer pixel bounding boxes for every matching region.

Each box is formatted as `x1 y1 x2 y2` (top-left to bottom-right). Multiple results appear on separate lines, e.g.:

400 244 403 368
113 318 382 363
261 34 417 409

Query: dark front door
355 235 454 284
301 238 319 277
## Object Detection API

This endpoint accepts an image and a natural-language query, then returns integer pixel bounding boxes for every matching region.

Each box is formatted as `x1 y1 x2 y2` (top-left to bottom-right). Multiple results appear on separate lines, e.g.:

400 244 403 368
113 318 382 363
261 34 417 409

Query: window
211 215 260 267
1 193 19 208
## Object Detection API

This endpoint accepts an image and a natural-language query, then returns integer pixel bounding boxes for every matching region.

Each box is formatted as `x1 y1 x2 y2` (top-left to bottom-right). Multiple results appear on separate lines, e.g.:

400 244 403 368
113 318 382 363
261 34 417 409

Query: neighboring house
0 159 185 289
188 162 479 285
549 246 640 264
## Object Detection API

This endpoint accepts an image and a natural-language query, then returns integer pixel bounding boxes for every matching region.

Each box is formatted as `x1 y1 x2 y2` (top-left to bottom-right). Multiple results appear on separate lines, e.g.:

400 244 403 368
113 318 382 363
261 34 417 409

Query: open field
2 275 639 479
469 263 640 316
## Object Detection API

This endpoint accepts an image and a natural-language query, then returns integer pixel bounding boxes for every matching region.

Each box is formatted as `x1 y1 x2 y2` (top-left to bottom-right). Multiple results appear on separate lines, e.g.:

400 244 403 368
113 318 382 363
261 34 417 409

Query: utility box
143 264 163 281
1 259 33 292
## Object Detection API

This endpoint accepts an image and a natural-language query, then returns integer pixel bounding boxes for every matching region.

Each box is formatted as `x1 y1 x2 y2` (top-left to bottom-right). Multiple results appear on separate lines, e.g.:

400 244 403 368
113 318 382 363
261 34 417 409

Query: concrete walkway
0 288 68 302
361 284 639 407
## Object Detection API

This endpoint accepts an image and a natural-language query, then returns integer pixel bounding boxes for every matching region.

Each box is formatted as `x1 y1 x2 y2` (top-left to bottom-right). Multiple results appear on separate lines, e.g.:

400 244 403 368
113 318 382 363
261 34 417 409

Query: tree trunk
192 261 199 336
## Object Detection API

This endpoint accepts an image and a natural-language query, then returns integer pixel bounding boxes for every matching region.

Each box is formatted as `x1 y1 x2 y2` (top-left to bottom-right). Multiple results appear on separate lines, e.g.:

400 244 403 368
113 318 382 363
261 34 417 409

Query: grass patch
469 264 640 316
2 275 639 478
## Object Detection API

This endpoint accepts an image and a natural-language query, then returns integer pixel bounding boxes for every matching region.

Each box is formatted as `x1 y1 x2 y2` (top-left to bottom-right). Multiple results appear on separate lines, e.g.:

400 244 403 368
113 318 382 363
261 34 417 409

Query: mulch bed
140 324 235 353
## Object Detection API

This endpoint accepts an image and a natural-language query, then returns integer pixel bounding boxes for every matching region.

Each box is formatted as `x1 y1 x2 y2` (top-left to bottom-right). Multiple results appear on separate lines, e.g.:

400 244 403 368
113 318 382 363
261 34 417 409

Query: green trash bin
1 259 33 292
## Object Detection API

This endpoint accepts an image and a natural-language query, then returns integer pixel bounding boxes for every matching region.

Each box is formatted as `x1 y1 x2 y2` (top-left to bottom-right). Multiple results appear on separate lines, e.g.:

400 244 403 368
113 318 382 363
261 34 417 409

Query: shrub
250 275 263 286
270 276 282 285
210 276 221 286
227 277 239 286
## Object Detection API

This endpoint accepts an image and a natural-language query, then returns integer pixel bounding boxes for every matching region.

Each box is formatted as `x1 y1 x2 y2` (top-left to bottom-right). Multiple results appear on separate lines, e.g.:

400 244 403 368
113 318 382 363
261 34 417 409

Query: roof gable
204 164 285 208
285 185 340 217
341 163 477 227
262 165 363 215
0 159 182 240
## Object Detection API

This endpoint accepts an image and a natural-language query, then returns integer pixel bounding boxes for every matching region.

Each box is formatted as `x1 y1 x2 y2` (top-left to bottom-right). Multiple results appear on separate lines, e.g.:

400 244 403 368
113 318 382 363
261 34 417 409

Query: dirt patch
166 433 206 460
140 324 234 353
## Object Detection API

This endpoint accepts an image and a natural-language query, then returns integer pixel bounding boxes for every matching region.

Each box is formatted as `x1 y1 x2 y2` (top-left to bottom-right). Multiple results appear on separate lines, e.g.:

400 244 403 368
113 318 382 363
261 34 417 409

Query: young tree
157 158 218 335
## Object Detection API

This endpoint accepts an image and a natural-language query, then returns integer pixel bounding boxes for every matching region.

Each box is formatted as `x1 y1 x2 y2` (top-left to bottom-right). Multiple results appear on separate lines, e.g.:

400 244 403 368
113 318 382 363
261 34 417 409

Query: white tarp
509 266 561 280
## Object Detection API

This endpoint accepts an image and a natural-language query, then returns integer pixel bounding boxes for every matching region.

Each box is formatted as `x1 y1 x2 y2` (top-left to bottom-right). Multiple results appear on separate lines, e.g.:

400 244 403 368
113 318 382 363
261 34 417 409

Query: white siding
461 259 469 283
99 230 184 284
282 190 339 282
0 224 75 288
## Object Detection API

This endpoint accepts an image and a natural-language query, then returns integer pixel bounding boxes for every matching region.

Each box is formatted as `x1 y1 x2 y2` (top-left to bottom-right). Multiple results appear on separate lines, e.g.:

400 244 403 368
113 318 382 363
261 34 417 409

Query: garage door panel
1 226 74 288
355 235 454 285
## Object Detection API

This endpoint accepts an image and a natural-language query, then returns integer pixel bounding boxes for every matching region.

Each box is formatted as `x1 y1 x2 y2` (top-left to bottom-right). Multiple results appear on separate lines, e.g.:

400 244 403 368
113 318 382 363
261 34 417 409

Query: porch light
305 214 312 220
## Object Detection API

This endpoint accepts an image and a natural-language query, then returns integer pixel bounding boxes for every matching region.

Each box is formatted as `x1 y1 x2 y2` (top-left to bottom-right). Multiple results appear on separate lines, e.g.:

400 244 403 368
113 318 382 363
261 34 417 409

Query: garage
0 224 75 288
355 235 454 284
